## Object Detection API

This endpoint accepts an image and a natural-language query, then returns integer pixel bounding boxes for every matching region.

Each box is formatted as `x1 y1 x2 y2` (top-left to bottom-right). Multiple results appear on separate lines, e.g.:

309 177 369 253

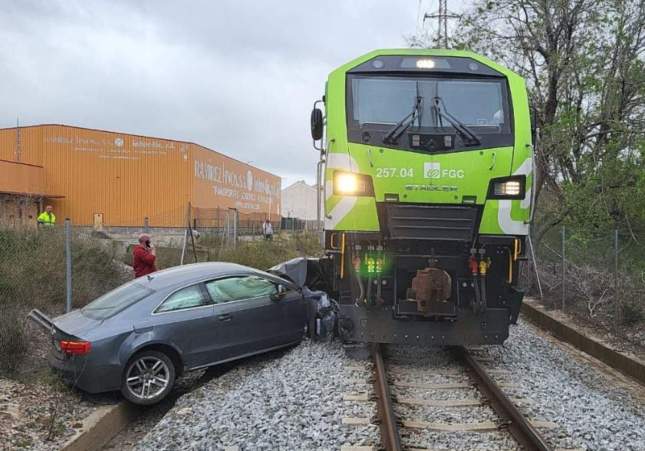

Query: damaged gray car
29 261 330 405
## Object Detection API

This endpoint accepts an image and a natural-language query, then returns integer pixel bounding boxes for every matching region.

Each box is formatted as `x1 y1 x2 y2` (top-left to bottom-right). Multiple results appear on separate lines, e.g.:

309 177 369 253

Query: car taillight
59 340 92 355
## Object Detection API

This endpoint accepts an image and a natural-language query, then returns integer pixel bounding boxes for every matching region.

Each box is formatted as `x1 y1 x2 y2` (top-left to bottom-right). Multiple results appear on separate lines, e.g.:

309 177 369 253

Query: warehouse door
93 213 104 230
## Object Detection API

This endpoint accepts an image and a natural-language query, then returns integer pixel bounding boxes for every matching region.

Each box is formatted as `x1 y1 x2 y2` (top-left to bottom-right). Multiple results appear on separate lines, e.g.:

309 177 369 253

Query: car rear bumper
49 354 122 394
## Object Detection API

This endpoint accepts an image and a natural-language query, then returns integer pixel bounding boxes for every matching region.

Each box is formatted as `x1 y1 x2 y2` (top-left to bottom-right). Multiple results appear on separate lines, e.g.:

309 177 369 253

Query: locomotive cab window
347 75 513 153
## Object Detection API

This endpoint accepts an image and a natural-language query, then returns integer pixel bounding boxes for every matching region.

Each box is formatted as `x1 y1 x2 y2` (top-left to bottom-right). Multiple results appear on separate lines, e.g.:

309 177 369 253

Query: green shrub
211 232 323 270
0 229 129 312
0 304 27 374
622 302 644 326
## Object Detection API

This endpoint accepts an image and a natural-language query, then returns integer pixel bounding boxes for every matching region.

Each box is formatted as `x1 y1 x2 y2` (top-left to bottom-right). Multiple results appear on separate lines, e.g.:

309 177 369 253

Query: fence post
65 218 72 313
233 209 238 248
527 233 543 299
561 225 566 311
614 229 620 330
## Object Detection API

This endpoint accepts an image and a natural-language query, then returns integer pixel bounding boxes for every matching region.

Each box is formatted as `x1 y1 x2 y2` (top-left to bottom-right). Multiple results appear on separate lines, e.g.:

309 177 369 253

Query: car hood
53 309 104 339
269 257 310 287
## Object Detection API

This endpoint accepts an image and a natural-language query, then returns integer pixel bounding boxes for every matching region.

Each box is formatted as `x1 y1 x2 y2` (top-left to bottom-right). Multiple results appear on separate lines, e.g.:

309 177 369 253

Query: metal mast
423 0 460 48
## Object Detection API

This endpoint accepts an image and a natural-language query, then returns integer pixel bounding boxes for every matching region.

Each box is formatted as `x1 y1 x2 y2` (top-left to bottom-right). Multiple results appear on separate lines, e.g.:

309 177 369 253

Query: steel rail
370 343 402 451
455 347 553 451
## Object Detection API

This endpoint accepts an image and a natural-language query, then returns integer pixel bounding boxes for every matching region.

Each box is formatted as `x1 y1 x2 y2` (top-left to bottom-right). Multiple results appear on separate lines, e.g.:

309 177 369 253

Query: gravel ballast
135 341 380 450
473 319 645 451
137 319 644 450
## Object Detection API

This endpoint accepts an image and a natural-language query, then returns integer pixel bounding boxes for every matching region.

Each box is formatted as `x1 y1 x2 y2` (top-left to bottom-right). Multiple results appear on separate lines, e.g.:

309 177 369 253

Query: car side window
156 284 212 313
205 275 278 304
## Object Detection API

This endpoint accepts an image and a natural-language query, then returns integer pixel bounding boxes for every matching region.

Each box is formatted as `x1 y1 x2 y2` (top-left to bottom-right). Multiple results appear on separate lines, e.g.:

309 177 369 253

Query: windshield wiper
383 87 423 145
432 96 481 147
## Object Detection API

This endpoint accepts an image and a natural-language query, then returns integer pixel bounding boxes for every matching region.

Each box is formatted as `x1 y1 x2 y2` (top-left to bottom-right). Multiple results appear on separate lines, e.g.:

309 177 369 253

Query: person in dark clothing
132 233 157 278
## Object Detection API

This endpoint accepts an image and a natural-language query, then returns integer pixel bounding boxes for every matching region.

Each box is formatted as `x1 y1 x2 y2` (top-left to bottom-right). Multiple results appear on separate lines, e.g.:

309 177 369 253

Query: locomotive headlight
416 58 435 69
333 171 374 196
495 180 521 196
488 176 526 199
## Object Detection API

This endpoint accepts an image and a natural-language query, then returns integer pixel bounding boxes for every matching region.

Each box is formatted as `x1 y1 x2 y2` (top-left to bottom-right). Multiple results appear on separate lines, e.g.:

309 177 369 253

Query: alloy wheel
125 355 171 400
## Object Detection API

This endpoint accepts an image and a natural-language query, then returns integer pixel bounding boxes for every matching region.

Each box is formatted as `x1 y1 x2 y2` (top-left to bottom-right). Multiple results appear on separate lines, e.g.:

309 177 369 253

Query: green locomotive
310 49 535 345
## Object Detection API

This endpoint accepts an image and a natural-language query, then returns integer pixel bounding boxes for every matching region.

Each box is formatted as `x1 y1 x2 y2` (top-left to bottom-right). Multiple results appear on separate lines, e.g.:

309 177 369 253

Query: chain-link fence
1 210 322 407
521 226 645 337
192 205 280 237
0 222 132 373
281 217 322 232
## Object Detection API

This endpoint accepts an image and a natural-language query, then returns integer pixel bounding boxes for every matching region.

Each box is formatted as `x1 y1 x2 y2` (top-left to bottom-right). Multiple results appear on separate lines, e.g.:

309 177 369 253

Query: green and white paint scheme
323 49 533 235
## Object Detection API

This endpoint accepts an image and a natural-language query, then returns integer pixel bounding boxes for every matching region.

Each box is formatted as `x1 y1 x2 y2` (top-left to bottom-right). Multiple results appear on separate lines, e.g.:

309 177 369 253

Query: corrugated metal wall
0 159 45 196
0 125 44 166
190 144 281 220
0 125 281 227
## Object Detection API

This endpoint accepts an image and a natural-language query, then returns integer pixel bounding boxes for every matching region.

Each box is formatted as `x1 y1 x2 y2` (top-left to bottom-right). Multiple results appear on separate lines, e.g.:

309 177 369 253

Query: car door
203 274 304 362
151 283 218 368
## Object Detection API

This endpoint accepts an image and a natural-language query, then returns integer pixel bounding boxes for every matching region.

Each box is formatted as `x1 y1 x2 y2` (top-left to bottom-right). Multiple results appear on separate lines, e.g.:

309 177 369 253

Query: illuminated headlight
333 171 374 196
416 59 435 69
488 176 526 199
400 57 451 70
494 180 521 196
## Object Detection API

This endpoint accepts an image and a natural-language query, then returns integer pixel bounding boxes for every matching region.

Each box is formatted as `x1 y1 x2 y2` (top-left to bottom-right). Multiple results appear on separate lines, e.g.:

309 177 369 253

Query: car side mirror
270 285 288 301
310 107 323 141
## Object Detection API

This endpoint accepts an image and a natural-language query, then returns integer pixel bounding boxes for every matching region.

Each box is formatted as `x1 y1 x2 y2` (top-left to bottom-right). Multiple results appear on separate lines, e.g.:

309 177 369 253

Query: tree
410 0 645 241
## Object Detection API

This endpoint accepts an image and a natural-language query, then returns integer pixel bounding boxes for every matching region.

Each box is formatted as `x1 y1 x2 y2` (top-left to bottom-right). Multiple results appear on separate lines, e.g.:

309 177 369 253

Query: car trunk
29 309 102 361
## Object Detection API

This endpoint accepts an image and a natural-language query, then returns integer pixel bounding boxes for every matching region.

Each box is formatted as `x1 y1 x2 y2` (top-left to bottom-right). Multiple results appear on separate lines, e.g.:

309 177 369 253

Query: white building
281 180 318 220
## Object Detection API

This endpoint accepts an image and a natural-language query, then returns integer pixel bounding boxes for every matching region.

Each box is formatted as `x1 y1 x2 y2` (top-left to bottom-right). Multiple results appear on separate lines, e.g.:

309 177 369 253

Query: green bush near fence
0 228 129 376
149 231 323 270
0 228 323 376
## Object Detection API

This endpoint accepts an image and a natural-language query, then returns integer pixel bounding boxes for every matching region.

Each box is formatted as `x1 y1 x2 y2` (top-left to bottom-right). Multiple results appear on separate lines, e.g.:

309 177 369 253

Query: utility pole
423 0 460 48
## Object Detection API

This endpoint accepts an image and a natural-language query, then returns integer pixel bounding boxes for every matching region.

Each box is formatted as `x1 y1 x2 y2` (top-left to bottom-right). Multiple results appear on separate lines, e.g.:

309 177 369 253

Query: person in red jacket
132 233 157 278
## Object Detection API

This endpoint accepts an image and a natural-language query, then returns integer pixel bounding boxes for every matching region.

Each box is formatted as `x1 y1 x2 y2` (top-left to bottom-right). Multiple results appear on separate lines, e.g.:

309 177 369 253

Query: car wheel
121 350 175 405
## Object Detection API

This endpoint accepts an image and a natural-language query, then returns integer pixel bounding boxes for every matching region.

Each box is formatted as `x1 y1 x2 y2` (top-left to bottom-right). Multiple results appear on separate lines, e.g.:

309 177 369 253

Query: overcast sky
0 1 461 187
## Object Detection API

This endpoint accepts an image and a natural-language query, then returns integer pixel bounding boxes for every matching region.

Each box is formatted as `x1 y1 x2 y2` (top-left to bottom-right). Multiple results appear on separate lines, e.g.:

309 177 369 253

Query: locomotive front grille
380 204 479 242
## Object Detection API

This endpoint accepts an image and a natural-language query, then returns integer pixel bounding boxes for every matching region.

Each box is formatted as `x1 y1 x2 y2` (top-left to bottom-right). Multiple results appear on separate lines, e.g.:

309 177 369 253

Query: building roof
282 180 316 192
0 123 276 178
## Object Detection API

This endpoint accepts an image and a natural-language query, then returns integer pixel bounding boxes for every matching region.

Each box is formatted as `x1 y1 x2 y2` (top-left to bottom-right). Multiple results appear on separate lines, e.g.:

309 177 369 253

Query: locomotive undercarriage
325 204 525 346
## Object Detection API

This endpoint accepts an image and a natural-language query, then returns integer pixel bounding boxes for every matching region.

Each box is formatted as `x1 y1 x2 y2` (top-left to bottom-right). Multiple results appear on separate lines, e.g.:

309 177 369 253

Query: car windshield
350 76 509 131
82 280 154 319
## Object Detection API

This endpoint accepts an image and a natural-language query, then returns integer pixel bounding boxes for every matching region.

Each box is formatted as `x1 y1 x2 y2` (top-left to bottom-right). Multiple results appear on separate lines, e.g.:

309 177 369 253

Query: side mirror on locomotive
310 103 324 141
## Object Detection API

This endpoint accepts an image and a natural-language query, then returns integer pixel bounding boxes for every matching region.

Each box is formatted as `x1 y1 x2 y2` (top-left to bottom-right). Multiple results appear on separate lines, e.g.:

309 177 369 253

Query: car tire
121 350 176 405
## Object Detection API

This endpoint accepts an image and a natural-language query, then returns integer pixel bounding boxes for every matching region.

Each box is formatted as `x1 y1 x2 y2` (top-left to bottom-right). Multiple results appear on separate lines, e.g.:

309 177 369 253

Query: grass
156 230 323 270
0 228 322 376
0 228 130 376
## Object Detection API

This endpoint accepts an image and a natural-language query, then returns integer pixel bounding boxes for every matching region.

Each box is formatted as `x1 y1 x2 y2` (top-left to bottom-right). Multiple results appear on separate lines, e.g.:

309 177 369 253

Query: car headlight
488 176 526 199
333 171 374 196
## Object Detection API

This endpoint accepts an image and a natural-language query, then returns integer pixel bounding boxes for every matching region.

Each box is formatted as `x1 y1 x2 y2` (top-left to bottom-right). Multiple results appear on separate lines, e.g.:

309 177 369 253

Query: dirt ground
0 318 116 450
524 297 645 362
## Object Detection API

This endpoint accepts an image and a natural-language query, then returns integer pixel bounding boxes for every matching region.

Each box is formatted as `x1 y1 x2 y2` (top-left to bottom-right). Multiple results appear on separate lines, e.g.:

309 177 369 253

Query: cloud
0 0 418 186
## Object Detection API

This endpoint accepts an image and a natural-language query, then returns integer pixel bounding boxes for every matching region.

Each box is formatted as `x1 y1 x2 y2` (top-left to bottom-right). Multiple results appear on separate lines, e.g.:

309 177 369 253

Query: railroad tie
530 419 558 429
342 417 373 426
345 364 371 371
342 392 370 402
396 396 482 407
392 381 472 390
401 420 499 432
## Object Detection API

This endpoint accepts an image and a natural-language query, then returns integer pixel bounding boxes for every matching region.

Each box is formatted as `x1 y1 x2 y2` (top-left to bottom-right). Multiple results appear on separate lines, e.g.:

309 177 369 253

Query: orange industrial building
0 124 281 228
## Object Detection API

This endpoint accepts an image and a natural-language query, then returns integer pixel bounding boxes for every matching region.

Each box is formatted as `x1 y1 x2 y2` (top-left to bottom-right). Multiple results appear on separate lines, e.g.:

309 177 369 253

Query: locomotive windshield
347 75 513 152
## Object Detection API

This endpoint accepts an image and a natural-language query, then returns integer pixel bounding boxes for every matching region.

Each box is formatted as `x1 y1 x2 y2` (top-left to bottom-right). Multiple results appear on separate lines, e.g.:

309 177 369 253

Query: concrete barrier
521 299 645 386
61 402 138 451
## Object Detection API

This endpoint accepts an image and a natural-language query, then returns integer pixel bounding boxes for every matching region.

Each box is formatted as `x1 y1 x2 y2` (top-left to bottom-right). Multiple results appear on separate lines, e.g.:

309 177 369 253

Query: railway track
342 344 560 451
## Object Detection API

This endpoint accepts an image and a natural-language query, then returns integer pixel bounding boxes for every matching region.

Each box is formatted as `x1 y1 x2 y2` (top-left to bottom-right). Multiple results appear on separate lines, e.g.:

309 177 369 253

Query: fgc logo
424 162 465 179
424 162 441 179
